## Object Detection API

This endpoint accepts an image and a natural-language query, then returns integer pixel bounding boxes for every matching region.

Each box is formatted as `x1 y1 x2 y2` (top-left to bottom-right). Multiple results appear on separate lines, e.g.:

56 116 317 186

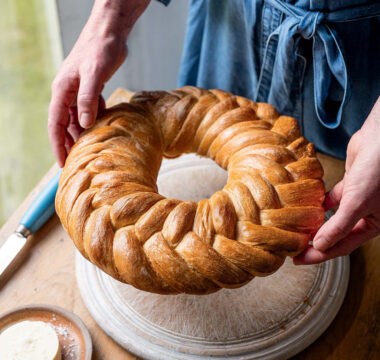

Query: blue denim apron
160 0 380 159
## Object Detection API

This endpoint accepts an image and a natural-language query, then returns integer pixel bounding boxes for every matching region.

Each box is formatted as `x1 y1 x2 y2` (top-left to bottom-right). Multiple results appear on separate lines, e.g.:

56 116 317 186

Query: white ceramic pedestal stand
76 155 350 360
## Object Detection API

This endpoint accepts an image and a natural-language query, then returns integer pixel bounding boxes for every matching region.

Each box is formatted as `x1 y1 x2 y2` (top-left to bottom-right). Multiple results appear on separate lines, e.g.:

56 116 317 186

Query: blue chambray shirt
158 0 380 159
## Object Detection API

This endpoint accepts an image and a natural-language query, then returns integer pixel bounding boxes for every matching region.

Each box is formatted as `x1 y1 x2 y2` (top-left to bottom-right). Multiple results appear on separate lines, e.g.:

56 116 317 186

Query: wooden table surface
0 90 379 360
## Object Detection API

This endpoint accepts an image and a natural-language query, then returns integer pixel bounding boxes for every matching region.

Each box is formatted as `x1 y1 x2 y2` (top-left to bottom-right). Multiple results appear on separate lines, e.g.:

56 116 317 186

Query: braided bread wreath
56 86 325 295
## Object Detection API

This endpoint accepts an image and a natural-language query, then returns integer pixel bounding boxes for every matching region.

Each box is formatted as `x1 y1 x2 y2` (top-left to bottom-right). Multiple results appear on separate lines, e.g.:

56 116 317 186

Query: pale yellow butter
0 320 61 360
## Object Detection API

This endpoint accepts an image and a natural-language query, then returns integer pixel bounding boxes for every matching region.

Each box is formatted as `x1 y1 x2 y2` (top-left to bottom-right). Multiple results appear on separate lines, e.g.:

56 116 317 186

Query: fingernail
313 238 325 251
80 112 93 128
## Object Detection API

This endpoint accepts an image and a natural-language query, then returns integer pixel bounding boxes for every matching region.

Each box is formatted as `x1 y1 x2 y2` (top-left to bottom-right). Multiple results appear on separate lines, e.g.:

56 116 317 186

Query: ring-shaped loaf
56 86 325 294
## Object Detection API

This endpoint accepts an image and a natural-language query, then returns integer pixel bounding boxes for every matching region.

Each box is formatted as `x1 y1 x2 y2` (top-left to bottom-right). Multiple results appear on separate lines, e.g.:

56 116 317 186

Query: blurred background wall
0 0 189 226
57 0 189 95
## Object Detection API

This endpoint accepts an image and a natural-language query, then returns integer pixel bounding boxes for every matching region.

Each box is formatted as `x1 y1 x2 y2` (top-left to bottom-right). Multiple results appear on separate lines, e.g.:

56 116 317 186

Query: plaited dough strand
56 86 325 295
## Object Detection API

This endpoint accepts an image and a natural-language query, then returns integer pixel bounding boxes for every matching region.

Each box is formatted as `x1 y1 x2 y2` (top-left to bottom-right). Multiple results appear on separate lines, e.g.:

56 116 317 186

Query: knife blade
0 170 62 286
0 230 28 282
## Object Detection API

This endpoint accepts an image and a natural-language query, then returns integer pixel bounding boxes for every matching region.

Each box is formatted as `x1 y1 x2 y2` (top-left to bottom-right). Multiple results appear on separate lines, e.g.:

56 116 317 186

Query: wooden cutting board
0 89 379 360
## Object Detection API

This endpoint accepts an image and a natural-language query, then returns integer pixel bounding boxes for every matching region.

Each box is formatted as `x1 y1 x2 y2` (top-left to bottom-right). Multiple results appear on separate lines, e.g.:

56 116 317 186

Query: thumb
77 77 103 128
324 179 344 210
313 196 364 252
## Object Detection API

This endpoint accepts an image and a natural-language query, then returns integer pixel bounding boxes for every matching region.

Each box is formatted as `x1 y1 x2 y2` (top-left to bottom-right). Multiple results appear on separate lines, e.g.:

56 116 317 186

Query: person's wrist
90 0 150 39
364 96 380 128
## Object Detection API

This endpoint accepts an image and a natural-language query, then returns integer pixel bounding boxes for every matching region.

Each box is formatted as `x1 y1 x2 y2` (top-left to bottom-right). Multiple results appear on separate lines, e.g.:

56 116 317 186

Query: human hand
294 97 380 265
48 0 150 167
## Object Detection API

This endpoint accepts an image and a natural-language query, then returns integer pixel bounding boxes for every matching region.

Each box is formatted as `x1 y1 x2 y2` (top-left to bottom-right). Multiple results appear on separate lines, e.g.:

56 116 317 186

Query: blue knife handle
20 169 62 234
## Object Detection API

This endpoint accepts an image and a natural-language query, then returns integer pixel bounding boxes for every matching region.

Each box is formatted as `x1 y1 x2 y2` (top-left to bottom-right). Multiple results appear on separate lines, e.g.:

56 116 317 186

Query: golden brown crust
56 86 325 294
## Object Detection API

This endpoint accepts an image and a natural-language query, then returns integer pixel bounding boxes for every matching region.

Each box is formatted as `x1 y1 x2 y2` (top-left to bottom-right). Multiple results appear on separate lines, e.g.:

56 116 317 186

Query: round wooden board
0 304 92 360
76 155 350 360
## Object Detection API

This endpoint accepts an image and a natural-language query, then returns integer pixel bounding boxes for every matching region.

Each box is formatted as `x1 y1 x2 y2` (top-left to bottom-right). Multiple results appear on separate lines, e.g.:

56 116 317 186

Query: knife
0 170 62 285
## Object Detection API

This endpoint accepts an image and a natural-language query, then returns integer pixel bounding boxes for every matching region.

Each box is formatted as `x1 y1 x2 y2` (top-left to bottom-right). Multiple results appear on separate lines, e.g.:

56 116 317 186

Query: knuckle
47 120 61 136
82 61 103 76
47 119 55 130
341 193 365 216
77 92 99 105
322 237 335 248
332 222 348 237
51 70 78 92
326 214 349 239
51 77 62 91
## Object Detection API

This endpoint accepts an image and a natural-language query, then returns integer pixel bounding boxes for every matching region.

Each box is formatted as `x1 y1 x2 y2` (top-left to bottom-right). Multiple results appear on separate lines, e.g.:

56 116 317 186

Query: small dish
0 304 92 360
